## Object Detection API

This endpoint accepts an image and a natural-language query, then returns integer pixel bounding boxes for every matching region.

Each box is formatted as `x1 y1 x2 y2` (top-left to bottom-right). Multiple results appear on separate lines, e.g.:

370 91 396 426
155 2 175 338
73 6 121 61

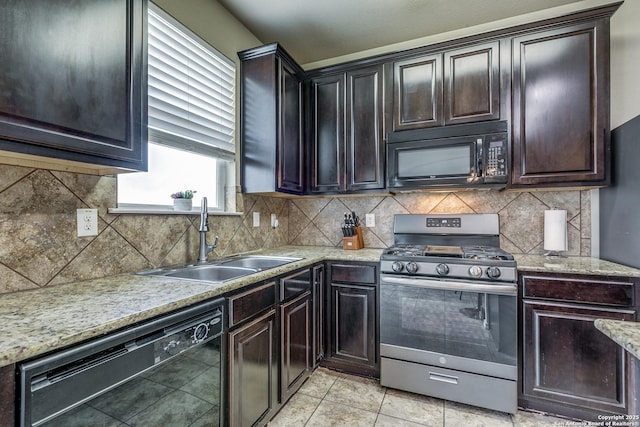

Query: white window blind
147 3 235 160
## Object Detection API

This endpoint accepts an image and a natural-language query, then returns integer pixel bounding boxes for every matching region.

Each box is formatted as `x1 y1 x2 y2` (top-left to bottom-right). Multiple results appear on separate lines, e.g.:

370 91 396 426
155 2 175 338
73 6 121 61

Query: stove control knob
436 263 449 276
486 266 501 279
391 261 404 272
468 265 483 278
406 262 419 274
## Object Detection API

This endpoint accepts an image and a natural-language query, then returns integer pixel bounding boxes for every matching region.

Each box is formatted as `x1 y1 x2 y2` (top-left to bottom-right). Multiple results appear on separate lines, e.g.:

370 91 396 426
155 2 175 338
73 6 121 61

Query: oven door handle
380 274 517 296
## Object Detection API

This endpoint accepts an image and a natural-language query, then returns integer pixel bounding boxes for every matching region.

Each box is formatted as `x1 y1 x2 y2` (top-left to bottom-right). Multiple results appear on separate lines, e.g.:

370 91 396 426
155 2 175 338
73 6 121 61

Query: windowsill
108 207 243 216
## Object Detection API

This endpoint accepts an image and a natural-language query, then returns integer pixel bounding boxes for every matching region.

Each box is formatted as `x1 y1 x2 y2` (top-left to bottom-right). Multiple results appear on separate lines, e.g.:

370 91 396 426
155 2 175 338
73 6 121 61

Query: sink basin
165 265 258 282
218 255 301 270
142 265 258 283
138 255 301 284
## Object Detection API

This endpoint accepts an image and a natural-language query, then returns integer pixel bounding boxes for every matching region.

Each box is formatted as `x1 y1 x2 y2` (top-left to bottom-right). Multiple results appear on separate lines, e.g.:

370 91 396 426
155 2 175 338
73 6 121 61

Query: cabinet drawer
331 264 377 284
280 269 311 302
229 281 276 328
521 275 634 307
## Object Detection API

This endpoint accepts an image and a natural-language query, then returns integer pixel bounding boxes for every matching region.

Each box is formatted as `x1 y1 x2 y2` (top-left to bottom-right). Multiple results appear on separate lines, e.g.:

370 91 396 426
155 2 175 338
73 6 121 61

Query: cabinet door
329 283 377 369
522 301 633 417
346 65 385 191
277 59 304 193
444 41 500 125
280 292 311 401
229 310 278 427
393 54 443 130
511 21 609 186
240 43 304 195
0 364 14 427
309 74 345 193
312 265 325 366
0 0 147 172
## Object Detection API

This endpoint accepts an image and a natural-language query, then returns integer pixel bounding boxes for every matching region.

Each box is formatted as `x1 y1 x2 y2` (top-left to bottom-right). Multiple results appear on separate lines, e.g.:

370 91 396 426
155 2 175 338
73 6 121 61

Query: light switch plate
365 213 375 227
253 211 260 227
77 209 98 237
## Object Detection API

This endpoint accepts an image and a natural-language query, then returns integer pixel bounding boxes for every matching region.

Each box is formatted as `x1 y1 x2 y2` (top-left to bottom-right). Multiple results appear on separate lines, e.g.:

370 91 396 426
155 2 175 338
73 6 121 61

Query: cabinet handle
428 372 459 385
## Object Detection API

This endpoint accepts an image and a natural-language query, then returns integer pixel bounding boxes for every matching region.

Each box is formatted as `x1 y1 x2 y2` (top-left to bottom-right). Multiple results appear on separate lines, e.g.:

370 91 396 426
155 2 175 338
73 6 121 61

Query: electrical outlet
365 213 375 227
77 209 98 237
253 211 260 227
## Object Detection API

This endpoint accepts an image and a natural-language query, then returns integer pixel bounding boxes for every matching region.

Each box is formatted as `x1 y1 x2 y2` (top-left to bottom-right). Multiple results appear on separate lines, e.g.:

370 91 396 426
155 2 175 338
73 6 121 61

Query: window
117 3 236 212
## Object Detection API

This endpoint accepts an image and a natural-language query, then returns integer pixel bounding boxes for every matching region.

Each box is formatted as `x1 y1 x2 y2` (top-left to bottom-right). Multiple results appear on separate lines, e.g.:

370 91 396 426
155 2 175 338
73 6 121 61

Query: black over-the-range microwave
387 121 509 190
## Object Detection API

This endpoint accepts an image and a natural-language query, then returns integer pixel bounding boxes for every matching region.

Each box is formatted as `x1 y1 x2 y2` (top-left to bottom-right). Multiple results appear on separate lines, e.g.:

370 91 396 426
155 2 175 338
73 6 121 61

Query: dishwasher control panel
154 307 224 362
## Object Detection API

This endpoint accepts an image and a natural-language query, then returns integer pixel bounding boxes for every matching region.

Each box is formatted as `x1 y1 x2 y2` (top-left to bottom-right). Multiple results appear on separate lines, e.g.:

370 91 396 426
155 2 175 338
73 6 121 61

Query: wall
288 190 592 256
610 0 640 128
0 2 602 296
0 164 288 295
0 160 591 296
599 0 640 268
0 2 271 295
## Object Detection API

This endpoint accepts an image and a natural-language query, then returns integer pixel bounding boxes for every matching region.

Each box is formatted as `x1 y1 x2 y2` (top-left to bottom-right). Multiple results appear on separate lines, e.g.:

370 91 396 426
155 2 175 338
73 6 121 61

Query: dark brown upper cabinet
444 41 501 125
392 41 500 131
309 65 385 194
309 73 345 193
239 43 304 194
393 53 443 130
0 0 148 174
511 20 610 187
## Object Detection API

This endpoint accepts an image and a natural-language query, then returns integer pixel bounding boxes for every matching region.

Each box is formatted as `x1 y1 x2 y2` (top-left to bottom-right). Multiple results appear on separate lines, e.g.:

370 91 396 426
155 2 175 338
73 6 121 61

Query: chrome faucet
198 197 218 263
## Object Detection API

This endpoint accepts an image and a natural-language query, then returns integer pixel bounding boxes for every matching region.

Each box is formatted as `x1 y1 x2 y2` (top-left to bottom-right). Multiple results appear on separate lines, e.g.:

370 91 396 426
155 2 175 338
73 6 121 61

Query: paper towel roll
544 210 567 252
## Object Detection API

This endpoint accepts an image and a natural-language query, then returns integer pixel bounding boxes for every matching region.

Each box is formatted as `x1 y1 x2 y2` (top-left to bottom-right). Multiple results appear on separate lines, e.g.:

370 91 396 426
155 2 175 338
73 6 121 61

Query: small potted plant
171 190 196 211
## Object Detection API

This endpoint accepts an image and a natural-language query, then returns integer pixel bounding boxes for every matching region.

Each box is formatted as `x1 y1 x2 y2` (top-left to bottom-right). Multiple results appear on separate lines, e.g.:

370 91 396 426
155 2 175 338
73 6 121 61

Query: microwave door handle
476 138 483 177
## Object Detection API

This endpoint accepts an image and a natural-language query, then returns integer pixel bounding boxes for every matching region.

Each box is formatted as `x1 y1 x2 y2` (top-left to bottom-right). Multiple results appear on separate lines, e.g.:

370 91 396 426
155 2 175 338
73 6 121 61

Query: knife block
343 225 364 250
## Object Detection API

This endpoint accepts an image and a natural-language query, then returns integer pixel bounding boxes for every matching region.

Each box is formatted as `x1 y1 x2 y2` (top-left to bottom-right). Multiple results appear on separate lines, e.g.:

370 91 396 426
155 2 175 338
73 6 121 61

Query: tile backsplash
289 190 591 257
0 164 591 295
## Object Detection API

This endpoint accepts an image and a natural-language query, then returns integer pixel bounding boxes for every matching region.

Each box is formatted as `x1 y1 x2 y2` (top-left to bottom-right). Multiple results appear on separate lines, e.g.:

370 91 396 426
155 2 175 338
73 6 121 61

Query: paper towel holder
544 209 567 257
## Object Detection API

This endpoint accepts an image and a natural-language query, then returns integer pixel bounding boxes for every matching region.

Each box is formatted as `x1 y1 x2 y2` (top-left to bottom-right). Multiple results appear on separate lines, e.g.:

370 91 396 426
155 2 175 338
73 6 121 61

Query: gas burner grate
462 246 514 261
384 245 426 257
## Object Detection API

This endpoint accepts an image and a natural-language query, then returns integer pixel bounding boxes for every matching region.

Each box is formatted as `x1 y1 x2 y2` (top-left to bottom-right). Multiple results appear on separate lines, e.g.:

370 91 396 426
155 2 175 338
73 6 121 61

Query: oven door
379 274 517 380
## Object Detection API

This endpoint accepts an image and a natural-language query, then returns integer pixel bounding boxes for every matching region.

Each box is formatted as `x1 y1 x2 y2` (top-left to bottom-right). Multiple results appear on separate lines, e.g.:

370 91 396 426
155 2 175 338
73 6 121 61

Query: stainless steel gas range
379 213 517 414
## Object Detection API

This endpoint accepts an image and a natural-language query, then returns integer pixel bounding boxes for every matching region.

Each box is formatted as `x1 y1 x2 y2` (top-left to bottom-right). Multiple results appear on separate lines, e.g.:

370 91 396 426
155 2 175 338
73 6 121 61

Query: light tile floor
269 368 574 427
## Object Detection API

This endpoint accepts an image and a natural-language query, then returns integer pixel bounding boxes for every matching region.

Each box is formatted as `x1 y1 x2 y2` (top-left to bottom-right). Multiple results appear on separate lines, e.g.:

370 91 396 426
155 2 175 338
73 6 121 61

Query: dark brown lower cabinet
228 281 278 427
229 309 278 427
323 262 379 377
520 273 638 420
280 292 312 401
0 364 15 427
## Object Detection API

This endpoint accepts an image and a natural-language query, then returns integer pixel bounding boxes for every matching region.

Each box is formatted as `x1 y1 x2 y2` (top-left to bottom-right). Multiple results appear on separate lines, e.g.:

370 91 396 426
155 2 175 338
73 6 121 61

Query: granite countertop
514 254 640 277
594 319 640 360
0 246 381 369
1 245 638 369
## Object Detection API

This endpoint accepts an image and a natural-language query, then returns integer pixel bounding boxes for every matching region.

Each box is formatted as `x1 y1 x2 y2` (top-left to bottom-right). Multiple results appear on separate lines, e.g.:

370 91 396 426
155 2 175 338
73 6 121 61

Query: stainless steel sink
138 255 301 284
218 255 301 270
163 265 258 282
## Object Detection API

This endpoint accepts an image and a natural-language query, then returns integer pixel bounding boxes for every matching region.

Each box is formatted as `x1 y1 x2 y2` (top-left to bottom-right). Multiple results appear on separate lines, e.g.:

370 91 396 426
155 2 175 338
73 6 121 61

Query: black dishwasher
18 298 225 427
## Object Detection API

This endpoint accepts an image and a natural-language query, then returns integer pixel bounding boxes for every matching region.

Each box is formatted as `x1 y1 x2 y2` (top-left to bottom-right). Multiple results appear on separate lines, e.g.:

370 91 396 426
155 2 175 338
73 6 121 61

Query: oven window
381 284 516 366
397 144 472 178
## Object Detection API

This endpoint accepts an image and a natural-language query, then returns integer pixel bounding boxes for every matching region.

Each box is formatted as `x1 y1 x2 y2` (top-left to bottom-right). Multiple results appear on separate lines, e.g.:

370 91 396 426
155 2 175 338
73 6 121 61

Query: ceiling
218 0 589 66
